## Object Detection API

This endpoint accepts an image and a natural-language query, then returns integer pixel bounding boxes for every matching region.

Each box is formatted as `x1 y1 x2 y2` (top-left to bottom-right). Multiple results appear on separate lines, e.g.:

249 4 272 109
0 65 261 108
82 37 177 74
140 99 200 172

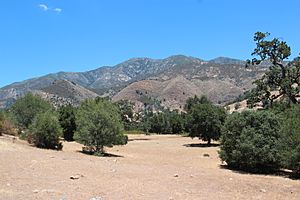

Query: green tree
247 32 300 107
169 111 184 134
116 100 135 130
58 104 77 141
187 103 226 145
148 112 169 134
278 105 300 174
74 99 127 154
184 95 211 111
219 111 282 173
29 110 63 150
10 93 52 129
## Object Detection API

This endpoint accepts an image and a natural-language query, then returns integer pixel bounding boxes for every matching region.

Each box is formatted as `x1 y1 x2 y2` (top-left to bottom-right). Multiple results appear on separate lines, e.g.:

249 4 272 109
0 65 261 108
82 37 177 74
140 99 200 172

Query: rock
32 189 39 193
203 153 210 157
41 189 55 193
260 189 266 193
229 178 233 181
70 174 84 180
6 183 11 186
174 174 179 177
90 197 102 200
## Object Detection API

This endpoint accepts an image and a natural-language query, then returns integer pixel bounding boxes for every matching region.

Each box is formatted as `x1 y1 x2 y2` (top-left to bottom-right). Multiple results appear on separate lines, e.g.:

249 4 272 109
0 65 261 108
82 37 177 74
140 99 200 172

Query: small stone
174 174 179 177
190 175 194 178
90 197 102 200
32 189 39 193
229 178 233 181
70 174 83 180
260 189 266 193
6 183 11 186
203 153 210 157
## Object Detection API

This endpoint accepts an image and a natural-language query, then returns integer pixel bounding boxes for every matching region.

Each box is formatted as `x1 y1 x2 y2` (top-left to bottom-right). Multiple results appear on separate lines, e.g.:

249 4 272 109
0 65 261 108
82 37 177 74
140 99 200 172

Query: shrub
29 111 63 150
234 102 241 110
219 111 281 173
74 98 127 154
58 104 76 141
278 105 300 174
0 111 16 136
10 93 52 129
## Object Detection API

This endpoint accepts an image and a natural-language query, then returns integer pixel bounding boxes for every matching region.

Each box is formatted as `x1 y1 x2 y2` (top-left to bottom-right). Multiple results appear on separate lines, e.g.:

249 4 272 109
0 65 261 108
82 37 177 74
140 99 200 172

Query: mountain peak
209 57 245 65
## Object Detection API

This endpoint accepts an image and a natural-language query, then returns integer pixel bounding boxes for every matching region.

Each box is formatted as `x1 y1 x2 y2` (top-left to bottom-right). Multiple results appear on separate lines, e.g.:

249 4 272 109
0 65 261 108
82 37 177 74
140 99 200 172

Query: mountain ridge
0 55 266 109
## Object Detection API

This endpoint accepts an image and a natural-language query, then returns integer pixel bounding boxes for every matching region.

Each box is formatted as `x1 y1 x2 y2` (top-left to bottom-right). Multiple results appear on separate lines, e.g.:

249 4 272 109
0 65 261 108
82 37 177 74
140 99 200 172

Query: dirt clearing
0 134 299 200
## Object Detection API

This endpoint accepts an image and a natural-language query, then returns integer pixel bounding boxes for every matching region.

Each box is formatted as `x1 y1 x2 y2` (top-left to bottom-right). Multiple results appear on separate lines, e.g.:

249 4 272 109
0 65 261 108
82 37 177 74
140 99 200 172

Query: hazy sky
1 0 299 87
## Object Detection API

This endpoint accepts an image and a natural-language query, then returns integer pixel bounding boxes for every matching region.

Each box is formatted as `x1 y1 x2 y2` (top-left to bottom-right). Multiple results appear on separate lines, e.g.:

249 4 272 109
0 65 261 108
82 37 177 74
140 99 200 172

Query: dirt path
0 134 299 200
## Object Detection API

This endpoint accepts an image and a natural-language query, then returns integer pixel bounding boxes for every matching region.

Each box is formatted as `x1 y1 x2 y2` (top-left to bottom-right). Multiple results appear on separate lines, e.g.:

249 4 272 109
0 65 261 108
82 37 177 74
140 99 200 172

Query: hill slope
0 55 267 109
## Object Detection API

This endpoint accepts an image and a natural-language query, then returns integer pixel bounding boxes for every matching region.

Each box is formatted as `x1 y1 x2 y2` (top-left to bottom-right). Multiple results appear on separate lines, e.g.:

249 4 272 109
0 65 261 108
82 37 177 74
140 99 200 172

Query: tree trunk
207 138 211 146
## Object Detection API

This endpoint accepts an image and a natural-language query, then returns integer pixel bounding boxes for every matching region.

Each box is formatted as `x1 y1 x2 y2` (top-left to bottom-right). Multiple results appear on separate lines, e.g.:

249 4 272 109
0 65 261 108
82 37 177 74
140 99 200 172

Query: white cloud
38 4 62 13
53 8 62 13
39 4 49 11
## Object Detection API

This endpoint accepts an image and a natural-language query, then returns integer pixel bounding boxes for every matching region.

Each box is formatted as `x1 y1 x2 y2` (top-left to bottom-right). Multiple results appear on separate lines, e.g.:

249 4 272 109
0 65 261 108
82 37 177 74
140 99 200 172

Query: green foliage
147 110 184 134
187 103 226 145
0 111 16 136
219 111 282 173
116 100 135 131
29 110 63 150
58 104 76 141
234 102 241 110
74 98 127 154
184 95 211 111
247 32 300 107
10 93 53 129
278 105 300 173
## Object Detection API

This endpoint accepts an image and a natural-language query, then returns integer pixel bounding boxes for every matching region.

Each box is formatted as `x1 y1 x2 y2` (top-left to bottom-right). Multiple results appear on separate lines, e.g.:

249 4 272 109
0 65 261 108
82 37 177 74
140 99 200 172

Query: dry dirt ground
0 134 299 200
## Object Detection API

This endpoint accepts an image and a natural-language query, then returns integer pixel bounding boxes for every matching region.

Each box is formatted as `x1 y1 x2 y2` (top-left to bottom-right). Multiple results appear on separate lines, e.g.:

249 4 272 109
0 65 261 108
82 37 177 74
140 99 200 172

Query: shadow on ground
128 138 151 142
183 143 220 148
77 150 124 158
219 164 300 180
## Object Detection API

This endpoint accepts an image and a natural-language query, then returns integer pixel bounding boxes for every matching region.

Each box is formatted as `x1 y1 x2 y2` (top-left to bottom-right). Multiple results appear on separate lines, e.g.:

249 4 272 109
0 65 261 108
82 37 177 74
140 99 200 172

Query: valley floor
0 134 299 200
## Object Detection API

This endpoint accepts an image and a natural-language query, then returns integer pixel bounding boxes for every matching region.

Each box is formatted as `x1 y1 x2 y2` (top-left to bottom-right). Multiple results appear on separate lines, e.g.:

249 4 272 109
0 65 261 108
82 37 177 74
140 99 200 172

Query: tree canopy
74 98 127 154
247 32 300 107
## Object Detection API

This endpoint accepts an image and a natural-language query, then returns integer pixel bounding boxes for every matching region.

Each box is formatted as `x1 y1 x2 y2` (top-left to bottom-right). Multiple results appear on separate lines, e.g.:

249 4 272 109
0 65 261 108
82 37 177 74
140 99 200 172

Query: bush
0 111 16 136
278 105 300 174
74 98 127 154
58 104 76 141
10 93 52 129
29 111 63 150
219 111 281 173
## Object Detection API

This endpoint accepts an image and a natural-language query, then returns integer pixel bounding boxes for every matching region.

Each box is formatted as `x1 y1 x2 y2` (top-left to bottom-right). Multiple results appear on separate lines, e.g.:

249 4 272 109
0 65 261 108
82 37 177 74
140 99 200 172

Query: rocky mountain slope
0 55 268 109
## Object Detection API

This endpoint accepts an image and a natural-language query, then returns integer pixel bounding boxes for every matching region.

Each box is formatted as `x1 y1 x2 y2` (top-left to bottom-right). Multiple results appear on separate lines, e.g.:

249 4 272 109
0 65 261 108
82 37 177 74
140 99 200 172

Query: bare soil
0 134 299 200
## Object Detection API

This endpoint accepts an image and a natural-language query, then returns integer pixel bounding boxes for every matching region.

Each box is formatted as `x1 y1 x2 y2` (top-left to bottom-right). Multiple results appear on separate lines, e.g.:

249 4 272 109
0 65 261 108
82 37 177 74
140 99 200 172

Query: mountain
0 55 267 109
209 57 246 65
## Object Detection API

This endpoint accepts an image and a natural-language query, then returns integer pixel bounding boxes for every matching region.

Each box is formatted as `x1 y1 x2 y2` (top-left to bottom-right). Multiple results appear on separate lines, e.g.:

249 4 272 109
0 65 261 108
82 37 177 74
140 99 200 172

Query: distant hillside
0 55 268 109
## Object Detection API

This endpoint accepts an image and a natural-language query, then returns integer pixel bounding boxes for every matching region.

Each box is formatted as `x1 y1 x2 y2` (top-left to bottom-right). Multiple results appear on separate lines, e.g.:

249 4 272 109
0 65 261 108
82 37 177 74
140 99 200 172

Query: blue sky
0 0 299 87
